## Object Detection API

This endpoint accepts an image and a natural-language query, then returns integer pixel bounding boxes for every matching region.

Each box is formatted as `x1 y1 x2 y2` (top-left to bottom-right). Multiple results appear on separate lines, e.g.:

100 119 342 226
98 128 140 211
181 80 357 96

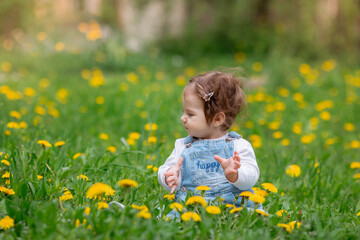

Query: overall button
181 187 187 192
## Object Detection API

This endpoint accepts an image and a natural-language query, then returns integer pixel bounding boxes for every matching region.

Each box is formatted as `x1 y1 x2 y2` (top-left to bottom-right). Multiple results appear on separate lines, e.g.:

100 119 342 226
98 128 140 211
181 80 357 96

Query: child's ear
212 112 226 127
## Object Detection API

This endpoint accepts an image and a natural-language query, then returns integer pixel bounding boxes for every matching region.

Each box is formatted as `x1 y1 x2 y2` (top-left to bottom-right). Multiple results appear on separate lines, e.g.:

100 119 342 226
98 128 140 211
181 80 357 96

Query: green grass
0 34 359 239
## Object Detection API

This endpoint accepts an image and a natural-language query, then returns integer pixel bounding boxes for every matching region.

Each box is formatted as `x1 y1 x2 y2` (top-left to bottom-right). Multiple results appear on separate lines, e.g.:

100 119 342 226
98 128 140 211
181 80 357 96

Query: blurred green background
1 0 359 63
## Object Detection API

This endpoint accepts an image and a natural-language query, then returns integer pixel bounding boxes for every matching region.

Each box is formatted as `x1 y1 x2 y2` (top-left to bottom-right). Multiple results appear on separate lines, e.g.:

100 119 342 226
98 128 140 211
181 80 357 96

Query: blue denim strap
228 131 242 139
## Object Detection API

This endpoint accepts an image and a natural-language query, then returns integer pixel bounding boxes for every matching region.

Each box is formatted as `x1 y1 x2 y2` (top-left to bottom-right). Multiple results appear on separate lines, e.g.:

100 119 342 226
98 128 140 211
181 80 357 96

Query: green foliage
0 29 359 239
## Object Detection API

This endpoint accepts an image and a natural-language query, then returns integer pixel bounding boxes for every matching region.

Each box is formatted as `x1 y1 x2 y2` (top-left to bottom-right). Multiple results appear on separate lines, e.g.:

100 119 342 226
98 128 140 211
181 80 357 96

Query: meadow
0 25 360 239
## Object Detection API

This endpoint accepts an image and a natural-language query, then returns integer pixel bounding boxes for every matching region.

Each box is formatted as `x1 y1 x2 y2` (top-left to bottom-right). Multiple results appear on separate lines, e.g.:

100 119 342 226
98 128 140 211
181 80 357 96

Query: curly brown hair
186 71 246 131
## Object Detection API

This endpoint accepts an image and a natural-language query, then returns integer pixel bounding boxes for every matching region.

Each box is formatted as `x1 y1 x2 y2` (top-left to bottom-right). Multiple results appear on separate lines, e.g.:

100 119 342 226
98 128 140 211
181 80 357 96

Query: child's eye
188 113 193 117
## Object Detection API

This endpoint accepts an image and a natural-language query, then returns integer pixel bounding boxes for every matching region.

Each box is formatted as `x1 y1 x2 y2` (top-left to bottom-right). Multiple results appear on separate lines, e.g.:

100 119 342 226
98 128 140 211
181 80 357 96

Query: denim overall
175 131 260 209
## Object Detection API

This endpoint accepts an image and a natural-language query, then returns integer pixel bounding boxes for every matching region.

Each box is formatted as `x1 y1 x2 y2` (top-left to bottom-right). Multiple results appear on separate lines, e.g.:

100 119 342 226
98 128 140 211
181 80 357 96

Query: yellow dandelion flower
293 92 304 102
131 204 149 211
196 186 211 191
77 174 89 181
301 134 316 144
253 189 268 197
37 175 43 180
163 194 175 200
2 172 10 178
273 131 283 139
286 164 301 177
325 138 337 146
129 132 140 140
281 138 290 146
288 221 301 230
255 209 269 216
6 188 15 195
276 209 287 217
54 141 65 147
185 67 196 77
17 121 26 129
86 183 115 199
118 179 138 188
136 210 152 219
249 194 265 204
6 122 19 129
0 216 14 230
277 223 292 233
1 160 10 166
152 167 158 172
314 162 319 168
252 62 263 72
261 183 278 193
148 136 157 144
344 123 355 131
59 190 73 201
126 138 136 146
9 111 21 119
95 96 105 105
181 212 201 222
320 111 331 121
1 62 12 72
299 63 311 75
354 173 360 179
0 187 15 195
225 204 235 208
37 140 52 148
186 196 207 207
119 82 129 91
239 191 253 198
249 134 262 148
321 59 336 72
35 106 46 115
106 146 116 153
135 100 145 108
176 75 186 86
268 121 280 130
274 101 286 111
357 212 360 216
350 162 360 169
97 202 109 209
75 219 80 228
230 207 243 214
206 206 221 215
55 42 65 51
277 87 289 97
350 140 360 149
49 108 60 118
73 153 84 159
144 123 158 131
84 207 91 215
99 133 109 141
170 202 183 212
310 117 319 130
292 122 302 135
126 72 139 84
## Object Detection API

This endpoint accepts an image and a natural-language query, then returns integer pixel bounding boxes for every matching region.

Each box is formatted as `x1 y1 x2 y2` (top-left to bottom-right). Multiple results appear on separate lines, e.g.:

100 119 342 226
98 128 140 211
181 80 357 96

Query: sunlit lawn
0 27 360 239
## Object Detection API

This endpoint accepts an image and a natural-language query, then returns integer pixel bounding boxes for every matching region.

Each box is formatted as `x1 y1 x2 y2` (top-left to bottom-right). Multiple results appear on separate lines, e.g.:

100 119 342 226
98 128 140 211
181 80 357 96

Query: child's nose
180 114 186 123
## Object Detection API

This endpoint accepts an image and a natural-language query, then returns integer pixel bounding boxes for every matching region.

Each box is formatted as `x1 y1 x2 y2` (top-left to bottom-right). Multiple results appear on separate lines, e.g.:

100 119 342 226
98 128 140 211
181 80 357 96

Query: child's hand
164 157 183 194
214 151 241 183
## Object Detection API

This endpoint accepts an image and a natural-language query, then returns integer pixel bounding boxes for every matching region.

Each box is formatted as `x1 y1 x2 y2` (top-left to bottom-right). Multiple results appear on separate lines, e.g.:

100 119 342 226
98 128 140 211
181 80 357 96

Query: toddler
158 71 260 209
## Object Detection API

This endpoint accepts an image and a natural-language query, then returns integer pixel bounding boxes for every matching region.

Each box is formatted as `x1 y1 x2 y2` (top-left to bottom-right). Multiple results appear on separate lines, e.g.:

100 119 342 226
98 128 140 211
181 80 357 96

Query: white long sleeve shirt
158 133 260 192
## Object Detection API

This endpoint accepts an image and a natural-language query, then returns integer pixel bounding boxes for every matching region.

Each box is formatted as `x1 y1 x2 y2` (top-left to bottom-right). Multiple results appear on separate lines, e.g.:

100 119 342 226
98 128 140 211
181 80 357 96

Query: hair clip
203 92 214 102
